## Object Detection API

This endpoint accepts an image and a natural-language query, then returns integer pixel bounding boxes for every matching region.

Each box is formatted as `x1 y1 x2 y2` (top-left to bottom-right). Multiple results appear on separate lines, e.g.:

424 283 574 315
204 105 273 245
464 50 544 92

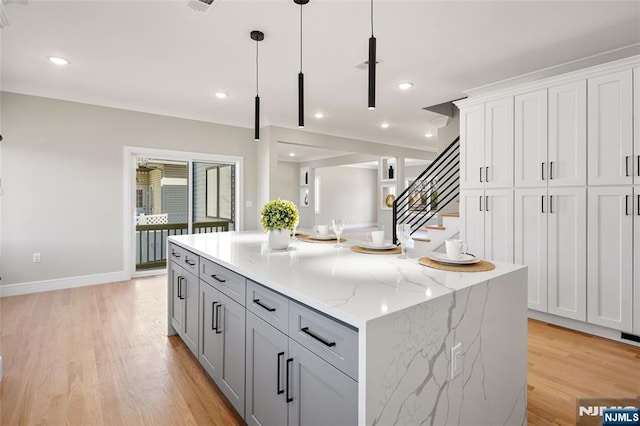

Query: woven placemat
351 245 402 255
418 257 495 272
301 236 346 244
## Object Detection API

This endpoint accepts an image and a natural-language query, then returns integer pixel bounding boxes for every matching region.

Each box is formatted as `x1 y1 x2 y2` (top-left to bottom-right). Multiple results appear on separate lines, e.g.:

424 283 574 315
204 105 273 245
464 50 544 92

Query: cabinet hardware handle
211 274 226 283
172 252 181 258
211 302 217 330
541 195 545 213
550 195 554 214
286 357 294 403
253 299 276 312
277 352 285 395
185 259 196 266
485 166 489 182
549 162 554 180
479 195 483 212
215 304 222 334
637 155 640 177
178 276 184 300
637 195 639 216
626 156 631 177
541 162 545 181
625 195 631 216
300 326 336 347
485 196 489 212
479 167 483 183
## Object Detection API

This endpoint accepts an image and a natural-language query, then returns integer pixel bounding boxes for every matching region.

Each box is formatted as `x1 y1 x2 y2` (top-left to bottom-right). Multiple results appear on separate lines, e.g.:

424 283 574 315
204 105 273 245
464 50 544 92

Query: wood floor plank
1 277 639 425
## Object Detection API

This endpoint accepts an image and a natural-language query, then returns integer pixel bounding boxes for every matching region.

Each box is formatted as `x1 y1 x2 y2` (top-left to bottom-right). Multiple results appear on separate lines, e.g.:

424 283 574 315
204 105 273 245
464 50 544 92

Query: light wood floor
1 276 639 425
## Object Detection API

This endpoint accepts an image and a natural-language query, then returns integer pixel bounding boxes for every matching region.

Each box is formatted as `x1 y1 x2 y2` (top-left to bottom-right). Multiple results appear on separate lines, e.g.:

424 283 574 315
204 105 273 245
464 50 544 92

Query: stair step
412 237 431 243
425 225 446 231
441 212 460 218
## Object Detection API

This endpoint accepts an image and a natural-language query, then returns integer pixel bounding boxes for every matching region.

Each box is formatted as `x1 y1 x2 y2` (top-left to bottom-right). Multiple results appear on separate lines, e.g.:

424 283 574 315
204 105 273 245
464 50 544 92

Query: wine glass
332 219 345 248
396 223 411 259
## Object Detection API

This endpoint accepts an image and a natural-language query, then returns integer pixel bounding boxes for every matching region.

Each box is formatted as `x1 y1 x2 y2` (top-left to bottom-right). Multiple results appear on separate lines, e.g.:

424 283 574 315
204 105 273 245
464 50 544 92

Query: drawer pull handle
541 162 545 181
485 195 489 212
286 357 294 403
549 161 554 180
485 166 489 183
253 299 276 312
626 195 631 216
211 274 226 283
172 252 181 258
300 327 336 347
637 155 640 177
479 167 483 183
550 195 554 214
277 352 285 395
185 259 196 266
637 195 640 216
215 304 222 334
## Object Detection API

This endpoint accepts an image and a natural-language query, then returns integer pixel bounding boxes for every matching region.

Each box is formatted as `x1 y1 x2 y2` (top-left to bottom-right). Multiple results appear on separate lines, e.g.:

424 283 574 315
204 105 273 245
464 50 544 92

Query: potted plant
260 199 300 250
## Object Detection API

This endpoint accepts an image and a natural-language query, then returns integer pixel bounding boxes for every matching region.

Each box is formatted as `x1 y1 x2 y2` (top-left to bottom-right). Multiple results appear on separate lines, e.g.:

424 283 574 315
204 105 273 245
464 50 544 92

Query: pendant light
294 0 309 128
251 30 264 141
368 0 376 110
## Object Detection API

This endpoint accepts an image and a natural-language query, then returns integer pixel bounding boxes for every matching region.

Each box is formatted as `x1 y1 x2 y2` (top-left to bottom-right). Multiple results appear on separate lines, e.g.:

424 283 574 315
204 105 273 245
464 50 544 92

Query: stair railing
392 137 460 243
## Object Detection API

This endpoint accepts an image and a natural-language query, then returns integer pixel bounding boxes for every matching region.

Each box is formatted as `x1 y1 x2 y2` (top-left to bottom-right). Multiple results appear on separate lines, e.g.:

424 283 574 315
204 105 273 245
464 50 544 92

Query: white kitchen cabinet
460 98 513 189
200 281 246 416
634 186 640 335
515 188 586 320
587 187 633 332
588 70 634 186
169 256 199 357
460 189 513 262
514 90 547 188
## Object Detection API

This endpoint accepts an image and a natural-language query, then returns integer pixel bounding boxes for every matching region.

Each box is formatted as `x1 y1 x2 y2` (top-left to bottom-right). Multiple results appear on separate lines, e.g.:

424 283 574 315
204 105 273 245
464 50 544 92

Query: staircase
392 137 460 245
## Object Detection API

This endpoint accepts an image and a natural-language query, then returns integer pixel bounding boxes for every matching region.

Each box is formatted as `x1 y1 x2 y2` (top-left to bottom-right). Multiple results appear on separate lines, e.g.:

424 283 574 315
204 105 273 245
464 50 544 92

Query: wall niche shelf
300 167 310 187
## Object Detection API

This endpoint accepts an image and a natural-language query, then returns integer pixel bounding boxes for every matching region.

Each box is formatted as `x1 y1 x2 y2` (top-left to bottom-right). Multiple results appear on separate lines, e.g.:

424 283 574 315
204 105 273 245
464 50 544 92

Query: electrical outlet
450 343 462 379
32 253 41 263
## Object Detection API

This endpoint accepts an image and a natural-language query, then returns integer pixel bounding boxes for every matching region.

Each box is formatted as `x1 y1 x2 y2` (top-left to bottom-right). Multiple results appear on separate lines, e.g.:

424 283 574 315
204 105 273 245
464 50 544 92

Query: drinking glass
396 223 411 259
332 219 345 248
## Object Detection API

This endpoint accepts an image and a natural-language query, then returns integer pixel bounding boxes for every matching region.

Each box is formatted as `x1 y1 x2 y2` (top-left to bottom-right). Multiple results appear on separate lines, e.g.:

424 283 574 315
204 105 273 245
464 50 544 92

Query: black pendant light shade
294 0 309 128
368 36 376 110
250 30 264 141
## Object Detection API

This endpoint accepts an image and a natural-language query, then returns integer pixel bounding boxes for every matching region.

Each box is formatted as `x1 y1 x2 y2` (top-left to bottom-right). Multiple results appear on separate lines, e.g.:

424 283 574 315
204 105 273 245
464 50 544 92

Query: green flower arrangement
260 199 299 231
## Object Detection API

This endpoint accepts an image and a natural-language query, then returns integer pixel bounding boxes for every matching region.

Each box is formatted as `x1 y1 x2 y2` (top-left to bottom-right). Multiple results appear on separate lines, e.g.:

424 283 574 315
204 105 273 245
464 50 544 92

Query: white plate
309 234 336 240
360 242 396 250
429 253 480 265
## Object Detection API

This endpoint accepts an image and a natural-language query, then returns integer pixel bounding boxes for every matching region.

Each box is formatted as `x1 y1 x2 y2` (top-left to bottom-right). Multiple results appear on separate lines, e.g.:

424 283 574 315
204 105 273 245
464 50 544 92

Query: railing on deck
136 220 230 270
392 137 460 243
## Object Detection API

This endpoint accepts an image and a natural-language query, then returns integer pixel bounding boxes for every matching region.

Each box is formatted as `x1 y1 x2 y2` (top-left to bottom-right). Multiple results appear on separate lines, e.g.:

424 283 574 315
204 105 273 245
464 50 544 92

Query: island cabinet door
587 187 633 332
287 339 357 426
182 269 200 357
246 312 288 426
199 282 222 381
547 187 587 322
515 188 548 312
169 262 185 335
217 292 246 417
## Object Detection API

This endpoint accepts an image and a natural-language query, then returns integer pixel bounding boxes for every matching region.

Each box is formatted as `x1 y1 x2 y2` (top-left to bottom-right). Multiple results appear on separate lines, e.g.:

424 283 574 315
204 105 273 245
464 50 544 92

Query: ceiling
2 1 640 152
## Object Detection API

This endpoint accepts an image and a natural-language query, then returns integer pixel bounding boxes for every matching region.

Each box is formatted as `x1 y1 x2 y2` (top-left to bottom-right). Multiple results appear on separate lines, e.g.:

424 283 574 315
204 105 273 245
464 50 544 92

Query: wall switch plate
245 200 252 208
450 343 462 379
32 253 41 263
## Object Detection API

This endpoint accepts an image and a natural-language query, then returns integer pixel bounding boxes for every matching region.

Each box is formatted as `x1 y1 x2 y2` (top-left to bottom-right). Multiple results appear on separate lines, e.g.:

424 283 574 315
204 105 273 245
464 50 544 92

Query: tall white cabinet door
484 189 514 263
547 187 586 321
587 70 633 186
515 188 548 312
635 68 640 182
460 104 485 189
515 90 548 188
634 187 640 335
548 81 587 187
460 189 485 258
587 187 633 332
484 97 514 189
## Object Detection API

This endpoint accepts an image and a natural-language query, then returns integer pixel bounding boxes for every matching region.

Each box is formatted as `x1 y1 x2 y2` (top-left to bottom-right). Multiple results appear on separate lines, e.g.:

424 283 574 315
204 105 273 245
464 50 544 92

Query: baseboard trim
0 271 128 297
528 310 640 348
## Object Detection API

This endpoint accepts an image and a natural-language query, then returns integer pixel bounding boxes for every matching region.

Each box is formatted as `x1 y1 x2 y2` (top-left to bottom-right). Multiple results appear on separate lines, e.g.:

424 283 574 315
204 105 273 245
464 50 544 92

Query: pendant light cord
300 3 303 72
256 39 259 96
370 0 374 36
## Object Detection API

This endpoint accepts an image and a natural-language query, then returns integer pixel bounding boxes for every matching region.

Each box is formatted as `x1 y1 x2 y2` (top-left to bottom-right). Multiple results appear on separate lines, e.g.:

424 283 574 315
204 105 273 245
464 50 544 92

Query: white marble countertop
168 231 525 329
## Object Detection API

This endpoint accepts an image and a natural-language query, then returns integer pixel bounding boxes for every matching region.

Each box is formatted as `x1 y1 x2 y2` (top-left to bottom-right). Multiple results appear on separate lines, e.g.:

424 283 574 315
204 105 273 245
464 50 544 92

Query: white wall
274 161 299 210
0 92 257 287
314 166 377 227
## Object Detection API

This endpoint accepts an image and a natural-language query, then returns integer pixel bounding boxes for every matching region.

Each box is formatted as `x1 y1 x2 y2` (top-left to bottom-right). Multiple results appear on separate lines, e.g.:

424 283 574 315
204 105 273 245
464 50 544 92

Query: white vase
268 229 290 250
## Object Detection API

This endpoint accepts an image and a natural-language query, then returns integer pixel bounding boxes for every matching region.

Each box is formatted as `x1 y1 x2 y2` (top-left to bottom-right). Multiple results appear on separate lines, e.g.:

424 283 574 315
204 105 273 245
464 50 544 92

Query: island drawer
200 257 246 306
169 243 184 265
246 280 289 334
289 301 358 381
182 249 200 275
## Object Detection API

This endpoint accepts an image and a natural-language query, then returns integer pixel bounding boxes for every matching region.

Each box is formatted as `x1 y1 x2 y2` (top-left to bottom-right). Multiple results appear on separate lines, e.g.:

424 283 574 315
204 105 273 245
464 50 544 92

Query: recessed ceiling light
314 112 325 119
289 152 295 157
398 82 413 90
380 123 390 129
215 92 228 99
425 132 434 138
48 56 69 66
